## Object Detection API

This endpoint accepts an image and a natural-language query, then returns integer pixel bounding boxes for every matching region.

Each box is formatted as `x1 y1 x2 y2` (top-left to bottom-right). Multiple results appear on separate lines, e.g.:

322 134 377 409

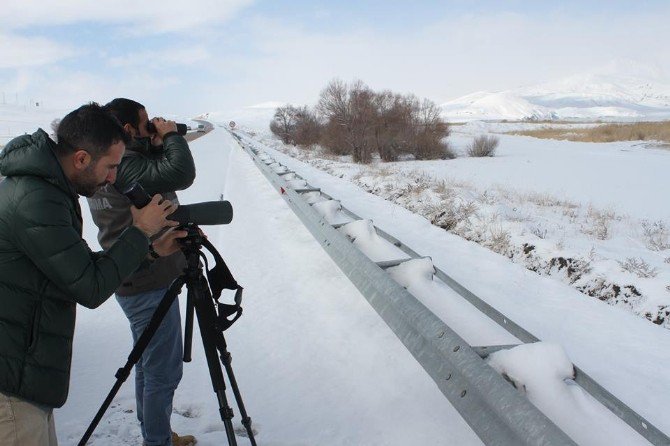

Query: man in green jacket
88 99 197 446
0 103 184 446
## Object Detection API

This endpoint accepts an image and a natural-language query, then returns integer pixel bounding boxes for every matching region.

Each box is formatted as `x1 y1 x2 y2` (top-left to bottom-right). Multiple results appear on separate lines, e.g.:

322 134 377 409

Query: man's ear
123 123 135 137
72 149 92 171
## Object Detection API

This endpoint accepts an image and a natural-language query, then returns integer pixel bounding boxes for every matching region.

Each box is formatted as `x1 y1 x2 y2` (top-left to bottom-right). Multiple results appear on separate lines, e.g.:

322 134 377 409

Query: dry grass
524 192 579 209
508 121 670 143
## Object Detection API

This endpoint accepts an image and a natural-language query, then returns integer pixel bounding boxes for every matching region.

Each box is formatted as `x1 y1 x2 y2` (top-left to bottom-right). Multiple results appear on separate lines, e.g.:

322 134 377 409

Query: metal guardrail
230 130 670 446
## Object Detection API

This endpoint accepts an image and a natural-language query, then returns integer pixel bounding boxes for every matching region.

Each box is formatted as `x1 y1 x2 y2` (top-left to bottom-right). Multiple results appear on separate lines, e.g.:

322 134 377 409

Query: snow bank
488 343 647 445
387 258 519 346
312 200 354 225
338 220 408 263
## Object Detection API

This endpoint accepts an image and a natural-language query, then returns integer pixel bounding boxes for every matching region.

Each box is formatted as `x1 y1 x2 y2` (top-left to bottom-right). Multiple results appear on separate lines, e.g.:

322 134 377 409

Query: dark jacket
87 132 195 296
0 129 150 408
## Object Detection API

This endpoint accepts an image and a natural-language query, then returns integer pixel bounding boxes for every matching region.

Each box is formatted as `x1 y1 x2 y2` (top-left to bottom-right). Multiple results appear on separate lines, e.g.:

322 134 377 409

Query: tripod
79 224 256 446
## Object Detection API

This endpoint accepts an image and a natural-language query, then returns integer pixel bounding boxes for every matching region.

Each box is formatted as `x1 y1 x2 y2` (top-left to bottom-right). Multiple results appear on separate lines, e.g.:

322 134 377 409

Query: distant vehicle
197 124 206 133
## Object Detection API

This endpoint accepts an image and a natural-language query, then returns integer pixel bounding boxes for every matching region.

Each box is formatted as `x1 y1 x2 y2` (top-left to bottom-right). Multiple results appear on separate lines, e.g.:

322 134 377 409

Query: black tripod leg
78 276 185 446
183 290 195 362
215 333 257 446
191 275 238 446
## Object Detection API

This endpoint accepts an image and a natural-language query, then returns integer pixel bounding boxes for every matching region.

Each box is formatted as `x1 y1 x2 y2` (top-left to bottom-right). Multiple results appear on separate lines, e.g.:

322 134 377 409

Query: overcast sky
1 0 669 117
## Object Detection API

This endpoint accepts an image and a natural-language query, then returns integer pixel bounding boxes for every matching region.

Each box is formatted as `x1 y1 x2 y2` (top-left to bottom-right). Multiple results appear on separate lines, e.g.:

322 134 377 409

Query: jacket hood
0 129 75 196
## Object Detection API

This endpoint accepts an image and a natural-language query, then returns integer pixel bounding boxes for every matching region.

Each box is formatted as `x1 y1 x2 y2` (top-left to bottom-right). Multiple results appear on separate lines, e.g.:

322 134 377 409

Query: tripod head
176 223 206 253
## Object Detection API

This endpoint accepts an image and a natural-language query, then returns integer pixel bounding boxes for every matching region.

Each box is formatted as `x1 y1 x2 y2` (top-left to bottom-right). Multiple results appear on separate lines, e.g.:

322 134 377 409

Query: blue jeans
117 288 183 446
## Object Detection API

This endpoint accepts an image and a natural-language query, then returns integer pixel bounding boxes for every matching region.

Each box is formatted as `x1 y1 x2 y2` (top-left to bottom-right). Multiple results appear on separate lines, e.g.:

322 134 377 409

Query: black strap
202 237 240 298
200 237 244 332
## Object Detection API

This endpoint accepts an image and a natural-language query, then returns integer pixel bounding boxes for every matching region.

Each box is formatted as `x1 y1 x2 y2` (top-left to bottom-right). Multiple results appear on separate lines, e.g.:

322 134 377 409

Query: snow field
245 130 670 441
3 100 668 444
246 135 659 445
251 125 670 329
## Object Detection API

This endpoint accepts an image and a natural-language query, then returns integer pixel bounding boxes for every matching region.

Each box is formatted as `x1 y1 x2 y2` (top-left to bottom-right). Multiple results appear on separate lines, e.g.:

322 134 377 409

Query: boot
172 431 197 446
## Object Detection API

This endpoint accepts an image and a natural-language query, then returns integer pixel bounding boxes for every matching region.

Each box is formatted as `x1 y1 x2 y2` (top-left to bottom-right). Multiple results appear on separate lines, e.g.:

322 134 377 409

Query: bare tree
412 99 452 159
317 79 377 163
373 92 415 161
292 106 321 146
270 105 298 144
271 79 453 164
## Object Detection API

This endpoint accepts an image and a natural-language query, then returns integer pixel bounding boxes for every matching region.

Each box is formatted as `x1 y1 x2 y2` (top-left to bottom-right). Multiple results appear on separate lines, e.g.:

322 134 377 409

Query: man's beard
72 165 107 197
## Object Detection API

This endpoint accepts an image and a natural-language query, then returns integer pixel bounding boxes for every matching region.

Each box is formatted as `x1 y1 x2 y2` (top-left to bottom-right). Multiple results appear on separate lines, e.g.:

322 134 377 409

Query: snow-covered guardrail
230 130 669 446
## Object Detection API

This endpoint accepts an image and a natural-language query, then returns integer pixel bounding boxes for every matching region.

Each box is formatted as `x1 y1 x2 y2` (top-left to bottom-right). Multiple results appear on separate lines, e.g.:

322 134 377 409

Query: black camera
146 121 188 136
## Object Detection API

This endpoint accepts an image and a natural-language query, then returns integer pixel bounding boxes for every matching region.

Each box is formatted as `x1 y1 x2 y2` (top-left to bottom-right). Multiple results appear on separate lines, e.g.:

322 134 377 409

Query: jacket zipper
27 283 47 353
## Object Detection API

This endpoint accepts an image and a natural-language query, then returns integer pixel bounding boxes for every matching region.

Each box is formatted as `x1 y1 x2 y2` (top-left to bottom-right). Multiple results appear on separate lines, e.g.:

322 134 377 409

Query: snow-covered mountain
441 72 670 121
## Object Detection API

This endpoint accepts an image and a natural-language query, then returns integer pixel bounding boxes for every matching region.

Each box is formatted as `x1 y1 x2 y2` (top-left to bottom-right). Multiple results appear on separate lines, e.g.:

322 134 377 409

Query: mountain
441 72 670 121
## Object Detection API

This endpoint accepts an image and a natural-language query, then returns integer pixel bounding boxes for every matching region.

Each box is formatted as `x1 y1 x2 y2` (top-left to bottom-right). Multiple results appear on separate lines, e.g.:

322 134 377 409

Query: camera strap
201 237 244 331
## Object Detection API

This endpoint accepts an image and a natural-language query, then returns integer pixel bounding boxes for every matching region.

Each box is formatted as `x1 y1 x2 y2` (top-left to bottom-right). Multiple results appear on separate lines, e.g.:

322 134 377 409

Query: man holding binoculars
88 98 197 446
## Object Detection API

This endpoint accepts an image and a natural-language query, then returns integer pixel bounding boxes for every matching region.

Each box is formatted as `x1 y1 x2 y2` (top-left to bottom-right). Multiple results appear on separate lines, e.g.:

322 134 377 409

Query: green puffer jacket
0 129 150 408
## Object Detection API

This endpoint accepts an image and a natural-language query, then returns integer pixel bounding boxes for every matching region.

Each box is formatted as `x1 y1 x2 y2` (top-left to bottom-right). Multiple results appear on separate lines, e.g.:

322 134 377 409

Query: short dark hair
55 102 130 158
104 98 145 130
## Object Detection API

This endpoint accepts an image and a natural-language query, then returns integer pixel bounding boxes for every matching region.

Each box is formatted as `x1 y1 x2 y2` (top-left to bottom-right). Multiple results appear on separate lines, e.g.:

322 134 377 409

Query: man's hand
152 117 177 139
152 227 189 257
131 194 179 237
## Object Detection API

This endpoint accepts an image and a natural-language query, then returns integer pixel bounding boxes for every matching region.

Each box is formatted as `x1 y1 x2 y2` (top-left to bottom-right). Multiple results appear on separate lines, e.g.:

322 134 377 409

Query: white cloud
2 67 181 111
202 9 670 109
4 5 670 117
0 0 254 34
0 33 76 68
107 47 211 68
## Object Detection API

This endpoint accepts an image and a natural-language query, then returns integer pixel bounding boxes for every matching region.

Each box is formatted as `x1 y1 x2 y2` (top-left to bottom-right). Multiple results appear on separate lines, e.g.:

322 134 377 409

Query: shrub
270 105 298 144
617 257 658 278
372 91 413 161
467 135 499 157
581 217 610 240
412 99 453 160
641 220 670 251
317 79 376 163
293 106 321 146
275 79 452 164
